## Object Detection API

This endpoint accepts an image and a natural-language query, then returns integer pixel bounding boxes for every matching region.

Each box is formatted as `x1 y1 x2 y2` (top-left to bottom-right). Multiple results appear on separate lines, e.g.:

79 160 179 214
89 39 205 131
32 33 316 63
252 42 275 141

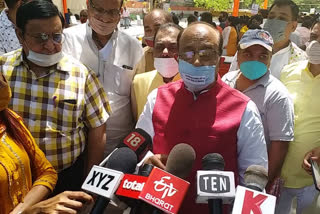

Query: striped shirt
0 49 110 172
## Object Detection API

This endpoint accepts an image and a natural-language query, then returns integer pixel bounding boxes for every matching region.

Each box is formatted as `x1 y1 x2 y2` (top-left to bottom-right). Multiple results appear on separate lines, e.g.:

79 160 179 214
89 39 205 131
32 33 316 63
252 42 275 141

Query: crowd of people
0 0 320 213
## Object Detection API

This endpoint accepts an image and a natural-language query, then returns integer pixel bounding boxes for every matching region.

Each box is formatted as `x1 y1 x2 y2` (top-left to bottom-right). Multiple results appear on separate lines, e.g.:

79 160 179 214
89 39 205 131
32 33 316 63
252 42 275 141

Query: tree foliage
193 0 233 11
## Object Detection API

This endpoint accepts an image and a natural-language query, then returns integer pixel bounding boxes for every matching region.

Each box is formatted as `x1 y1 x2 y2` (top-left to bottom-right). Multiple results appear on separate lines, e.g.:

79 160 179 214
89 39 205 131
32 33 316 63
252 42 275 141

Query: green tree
193 0 233 11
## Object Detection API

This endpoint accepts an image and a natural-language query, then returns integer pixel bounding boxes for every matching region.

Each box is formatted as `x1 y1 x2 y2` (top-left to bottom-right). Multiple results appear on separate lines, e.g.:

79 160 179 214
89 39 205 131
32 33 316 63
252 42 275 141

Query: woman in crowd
0 72 57 213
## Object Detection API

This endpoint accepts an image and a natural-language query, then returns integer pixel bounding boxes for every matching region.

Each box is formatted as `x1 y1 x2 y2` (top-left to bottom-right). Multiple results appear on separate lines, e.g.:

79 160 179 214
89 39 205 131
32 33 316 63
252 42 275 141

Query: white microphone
82 147 138 214
196 153 236 214
232 165 276 214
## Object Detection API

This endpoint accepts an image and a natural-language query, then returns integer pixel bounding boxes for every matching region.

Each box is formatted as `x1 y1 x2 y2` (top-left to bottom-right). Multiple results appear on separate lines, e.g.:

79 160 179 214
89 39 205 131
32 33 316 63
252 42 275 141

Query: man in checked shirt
0 0 110 195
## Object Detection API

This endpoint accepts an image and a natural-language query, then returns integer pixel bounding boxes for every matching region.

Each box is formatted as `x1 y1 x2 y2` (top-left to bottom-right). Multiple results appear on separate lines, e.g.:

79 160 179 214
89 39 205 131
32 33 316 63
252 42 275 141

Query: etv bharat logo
154 176 178 199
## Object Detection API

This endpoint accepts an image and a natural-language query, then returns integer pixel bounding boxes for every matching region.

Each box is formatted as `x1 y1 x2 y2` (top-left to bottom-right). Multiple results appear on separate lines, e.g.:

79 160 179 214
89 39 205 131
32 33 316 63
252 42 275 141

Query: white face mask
154 58 179 78
306 40 320 65
27 50 63 67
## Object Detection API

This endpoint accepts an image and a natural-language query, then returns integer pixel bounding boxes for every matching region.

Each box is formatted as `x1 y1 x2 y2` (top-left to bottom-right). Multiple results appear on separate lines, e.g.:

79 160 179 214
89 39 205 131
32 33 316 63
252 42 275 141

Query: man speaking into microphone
136 22 268 213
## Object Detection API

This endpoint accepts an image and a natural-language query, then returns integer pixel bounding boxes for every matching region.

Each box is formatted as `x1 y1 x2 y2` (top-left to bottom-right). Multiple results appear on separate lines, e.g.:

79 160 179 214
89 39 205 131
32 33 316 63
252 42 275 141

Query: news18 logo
139 167 190 214
123 132 145 151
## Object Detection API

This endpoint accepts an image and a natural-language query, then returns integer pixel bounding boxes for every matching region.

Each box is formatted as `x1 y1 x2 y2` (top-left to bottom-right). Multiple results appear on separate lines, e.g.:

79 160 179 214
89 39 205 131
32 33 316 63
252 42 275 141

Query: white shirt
0 9 21 55
222 70 294 146
63 23 143 153
136 88 268 185
228 42 307 79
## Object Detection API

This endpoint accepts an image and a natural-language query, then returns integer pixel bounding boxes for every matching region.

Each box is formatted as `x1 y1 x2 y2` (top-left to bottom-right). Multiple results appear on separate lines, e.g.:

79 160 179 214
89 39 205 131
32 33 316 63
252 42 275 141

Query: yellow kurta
132 70 180 120
0 109 57 214
134 46 155 75
280 60 320 188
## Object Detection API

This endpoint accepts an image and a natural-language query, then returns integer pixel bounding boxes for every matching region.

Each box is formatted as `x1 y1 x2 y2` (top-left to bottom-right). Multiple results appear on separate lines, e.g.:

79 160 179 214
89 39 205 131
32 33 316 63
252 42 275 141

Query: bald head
178 22 222 66
144 9 173 38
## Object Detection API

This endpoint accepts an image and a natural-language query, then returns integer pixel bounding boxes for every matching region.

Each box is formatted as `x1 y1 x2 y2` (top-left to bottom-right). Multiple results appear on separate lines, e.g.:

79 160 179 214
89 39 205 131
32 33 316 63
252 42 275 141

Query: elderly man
80 9 88 24
229 0 306 79
0 0 23 54
63 0 143 155
134 9 173 75
0 0 110 195
131 23 182 121
278 40 320 214
222 29 294 188
136 22 268 213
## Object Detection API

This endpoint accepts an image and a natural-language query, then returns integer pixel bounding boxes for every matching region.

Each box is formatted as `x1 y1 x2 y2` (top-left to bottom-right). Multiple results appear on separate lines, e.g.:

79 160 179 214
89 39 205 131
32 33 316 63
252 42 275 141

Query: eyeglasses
89 0 120 17
25 32 65 44
179 49 219 62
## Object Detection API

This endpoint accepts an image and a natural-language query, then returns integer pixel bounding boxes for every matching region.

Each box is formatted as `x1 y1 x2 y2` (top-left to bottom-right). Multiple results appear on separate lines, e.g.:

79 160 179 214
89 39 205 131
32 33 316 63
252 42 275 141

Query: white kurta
63 23 143 154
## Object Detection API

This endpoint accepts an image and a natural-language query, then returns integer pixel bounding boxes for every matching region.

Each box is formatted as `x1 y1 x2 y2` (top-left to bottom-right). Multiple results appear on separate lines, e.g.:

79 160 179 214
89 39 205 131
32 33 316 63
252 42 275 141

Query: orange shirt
0 109 57 214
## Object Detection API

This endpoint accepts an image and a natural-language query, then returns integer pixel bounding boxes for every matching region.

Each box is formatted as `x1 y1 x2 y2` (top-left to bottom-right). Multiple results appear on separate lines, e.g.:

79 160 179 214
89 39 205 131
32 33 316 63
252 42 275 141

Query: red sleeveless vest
152 77 250 213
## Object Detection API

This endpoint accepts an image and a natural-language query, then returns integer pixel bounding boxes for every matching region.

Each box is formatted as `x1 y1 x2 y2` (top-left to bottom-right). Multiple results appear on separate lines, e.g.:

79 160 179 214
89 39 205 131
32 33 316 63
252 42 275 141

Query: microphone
115 164 155 214
82 147 138 214
244 165 268 192
196 153 236 214
232 165 276 214
165 143 196 179
99 128 152 167
139 143 196 214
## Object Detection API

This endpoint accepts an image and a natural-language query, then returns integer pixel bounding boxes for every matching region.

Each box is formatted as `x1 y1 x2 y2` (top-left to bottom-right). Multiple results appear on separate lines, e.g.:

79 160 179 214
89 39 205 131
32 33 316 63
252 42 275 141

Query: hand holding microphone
138 143 196 214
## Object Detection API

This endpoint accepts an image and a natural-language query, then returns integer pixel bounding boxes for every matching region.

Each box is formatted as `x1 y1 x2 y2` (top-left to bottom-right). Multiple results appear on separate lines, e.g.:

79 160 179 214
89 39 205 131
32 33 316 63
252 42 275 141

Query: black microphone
202 153 225 214
117 128 153 161
89 147 138 214
129 164 155 214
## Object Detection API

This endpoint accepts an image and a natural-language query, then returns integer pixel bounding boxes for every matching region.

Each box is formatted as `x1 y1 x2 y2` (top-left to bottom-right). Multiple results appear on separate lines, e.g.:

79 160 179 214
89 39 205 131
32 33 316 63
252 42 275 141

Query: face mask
178 59 216 93
306 40 320 65
89 16 118 36
27 50 63 67
154 58 179 78
144 36 154 48
263 19 288 43
0 75 11 111
240 61 268 80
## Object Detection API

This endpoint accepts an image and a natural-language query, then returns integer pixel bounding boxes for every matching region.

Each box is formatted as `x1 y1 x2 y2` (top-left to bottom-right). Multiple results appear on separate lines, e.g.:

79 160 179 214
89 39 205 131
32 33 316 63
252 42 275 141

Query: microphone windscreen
202 153 225 171
244 165 268 192
165 143 196 179
105 147 138 174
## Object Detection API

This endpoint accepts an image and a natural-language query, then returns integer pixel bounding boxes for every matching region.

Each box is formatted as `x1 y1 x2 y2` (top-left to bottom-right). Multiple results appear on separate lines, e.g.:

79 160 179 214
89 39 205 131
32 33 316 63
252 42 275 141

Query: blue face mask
240 61 268 80
178 59 216 93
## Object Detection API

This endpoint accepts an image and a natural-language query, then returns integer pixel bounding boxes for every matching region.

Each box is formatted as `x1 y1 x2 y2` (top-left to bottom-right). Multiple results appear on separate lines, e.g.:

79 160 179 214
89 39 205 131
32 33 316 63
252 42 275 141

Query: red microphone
138 167 190 214
116 174 148 199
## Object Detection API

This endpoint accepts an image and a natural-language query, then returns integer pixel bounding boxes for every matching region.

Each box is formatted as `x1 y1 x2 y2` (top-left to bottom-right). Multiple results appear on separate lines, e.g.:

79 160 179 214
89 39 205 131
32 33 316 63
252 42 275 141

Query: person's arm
135 88 157 138
23 191 93 214
11 186 50 214
84 70 110 174
266 95 294 181
86 123 107 174
237 101 268 185
268 141 289 181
